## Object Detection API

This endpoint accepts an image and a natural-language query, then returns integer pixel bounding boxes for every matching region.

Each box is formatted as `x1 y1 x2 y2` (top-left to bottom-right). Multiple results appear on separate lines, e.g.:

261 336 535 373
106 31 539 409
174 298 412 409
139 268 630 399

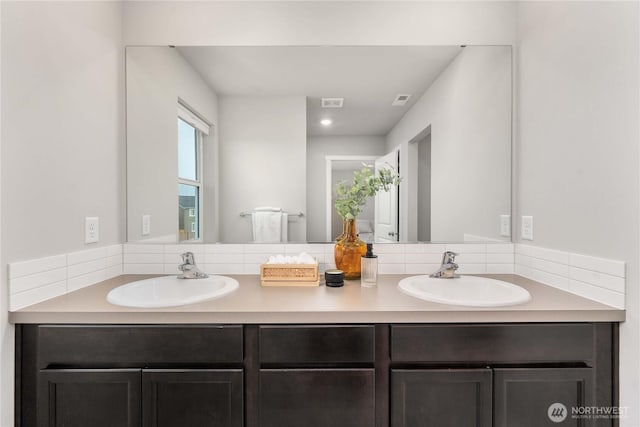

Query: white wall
307 135 386 242
515 2 639 425
219 96 307 243
126 47 219 243
123 1 516 47
386 46 512 242
0 2 124 425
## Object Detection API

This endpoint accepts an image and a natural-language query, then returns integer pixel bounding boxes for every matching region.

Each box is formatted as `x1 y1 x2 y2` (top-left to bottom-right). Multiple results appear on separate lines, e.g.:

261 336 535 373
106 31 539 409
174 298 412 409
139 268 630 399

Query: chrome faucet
178 252 208 279
429 251 459 278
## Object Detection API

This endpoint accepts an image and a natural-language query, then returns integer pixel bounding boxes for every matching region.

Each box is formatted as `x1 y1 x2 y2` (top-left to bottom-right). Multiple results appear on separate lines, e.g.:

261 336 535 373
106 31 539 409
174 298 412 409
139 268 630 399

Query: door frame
325 155 379 242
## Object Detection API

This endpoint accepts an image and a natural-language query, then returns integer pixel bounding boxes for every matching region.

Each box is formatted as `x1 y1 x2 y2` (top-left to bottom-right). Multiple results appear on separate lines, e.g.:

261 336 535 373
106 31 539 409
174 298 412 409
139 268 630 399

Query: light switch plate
500 215 511 237
142 214 151 236
85 217 99 244
521 216 534 240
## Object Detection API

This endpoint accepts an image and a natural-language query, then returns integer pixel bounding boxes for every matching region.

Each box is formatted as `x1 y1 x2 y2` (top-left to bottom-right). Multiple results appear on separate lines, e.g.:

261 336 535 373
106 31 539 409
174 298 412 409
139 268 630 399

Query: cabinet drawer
391 324 595 363
260 325 375 365
260 369 375 427
37 325 243 367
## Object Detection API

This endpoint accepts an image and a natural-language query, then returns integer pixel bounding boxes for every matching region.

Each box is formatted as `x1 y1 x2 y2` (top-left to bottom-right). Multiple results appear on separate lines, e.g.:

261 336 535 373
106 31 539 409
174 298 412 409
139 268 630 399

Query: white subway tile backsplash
8 254 66 279
529 257 569 277
520 244 569 265
486 253 514 264
284 244 328 254
9 242 626 311
124 253 164 264
204 263 245 275
123 264 164 275
106 254 122 268
123 244 164 254
244 253 274 264
514 243 625 308
10 281 67 311
243 264 262 275
163 244 205 255
405 253 442 264
455 253 486 264
569 267 625 293
205 253 244 264
10 267 67 294
67 247 108 265
205 244 244 254
457 264 487 274
569 280 625 310
515 265 570 291
375 244 405 254
68 269 110 293
107 244 123 257
67 259 107 279
486 243 514 254
404 263 441 275
569 253 625 278
379 264 405 274
378 253 405 264
486 263 514 274
404 244 446 254
244 244 286 253
446 243 486 254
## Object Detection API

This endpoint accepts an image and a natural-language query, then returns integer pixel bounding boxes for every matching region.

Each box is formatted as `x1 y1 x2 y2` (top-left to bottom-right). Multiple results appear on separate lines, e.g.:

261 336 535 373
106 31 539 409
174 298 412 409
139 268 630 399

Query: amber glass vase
334 218 367 279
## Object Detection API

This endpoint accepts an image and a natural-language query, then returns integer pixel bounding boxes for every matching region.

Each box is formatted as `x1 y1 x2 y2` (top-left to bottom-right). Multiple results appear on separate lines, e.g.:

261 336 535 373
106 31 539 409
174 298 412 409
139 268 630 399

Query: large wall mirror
126 45 512 244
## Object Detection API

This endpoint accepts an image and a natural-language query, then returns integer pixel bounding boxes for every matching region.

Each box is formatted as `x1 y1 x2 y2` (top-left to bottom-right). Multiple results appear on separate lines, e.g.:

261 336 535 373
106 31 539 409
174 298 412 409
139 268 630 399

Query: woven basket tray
260 262 319 287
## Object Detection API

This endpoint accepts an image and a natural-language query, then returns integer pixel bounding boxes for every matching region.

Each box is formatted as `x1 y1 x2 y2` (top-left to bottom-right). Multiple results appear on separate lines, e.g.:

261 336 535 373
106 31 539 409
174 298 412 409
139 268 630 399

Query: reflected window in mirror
178 114 203 242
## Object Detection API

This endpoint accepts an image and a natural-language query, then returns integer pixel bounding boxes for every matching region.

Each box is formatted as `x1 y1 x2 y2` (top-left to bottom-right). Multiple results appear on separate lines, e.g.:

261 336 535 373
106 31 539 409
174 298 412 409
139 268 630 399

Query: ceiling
177 46 463 136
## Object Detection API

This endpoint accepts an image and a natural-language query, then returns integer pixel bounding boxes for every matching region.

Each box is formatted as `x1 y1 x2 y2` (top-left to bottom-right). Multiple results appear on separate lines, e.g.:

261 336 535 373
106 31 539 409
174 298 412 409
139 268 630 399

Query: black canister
324 269 345 287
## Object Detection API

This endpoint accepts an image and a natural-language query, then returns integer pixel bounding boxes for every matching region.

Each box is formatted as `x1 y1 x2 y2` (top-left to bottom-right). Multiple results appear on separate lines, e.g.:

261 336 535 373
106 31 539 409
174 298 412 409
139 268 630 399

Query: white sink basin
107 275 239 308
398 275 531 307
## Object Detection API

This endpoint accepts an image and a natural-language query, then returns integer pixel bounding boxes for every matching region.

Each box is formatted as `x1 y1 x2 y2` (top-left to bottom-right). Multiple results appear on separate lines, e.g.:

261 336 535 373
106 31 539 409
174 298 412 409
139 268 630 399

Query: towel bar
240 211 304 218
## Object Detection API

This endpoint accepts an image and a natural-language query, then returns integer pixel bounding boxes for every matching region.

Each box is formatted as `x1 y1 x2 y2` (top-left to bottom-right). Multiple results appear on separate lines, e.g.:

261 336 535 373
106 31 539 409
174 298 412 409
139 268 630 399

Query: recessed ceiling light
320 119 333 126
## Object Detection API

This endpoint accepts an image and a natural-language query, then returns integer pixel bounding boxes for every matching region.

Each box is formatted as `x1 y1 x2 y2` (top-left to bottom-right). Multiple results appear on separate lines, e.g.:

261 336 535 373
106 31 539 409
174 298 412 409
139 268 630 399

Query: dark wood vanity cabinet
18 325 244 427
16 323 616 427
389 324 613 427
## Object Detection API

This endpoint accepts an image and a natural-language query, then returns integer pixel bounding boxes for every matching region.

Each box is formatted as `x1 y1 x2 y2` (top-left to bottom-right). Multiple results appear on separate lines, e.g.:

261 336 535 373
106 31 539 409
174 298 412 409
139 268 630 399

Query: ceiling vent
321 98 344 108
392 94 412 106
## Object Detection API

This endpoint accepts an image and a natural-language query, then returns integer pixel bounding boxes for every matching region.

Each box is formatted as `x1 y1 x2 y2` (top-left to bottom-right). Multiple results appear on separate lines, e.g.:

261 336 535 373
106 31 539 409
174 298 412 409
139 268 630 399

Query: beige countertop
9 274 624 324
9 274 625 324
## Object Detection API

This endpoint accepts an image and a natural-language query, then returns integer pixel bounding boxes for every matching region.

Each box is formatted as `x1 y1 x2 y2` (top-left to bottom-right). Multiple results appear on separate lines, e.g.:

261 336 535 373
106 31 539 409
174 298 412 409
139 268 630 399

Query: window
177 104 209 242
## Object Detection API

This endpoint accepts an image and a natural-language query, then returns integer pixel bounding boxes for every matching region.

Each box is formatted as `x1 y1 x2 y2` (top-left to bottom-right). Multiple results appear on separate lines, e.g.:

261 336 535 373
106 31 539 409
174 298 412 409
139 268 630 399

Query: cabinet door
38 369 141 427
494 368 594 427
391 369 492 427
142 369 243 427
259 369 375 427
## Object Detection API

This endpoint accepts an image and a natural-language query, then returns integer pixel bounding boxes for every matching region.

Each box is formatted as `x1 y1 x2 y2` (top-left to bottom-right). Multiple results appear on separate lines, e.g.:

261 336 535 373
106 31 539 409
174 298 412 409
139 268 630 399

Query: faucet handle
441 251 459 264
181 252 195 265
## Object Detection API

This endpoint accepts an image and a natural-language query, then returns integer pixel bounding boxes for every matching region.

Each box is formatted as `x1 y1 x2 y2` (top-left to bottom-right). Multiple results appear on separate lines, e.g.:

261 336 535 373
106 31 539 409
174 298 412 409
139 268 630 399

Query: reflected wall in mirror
126 45 512 244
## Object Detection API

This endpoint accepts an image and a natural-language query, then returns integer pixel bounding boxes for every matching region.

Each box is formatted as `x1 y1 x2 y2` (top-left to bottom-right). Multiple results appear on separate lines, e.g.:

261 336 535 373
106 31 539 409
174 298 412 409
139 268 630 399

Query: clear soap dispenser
361 243 378 287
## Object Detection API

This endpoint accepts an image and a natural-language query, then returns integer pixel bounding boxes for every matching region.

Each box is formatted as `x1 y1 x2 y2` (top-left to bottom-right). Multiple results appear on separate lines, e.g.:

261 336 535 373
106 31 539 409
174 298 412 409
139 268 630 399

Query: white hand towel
252 211 283 243
254 207 282 212
280 212 288 243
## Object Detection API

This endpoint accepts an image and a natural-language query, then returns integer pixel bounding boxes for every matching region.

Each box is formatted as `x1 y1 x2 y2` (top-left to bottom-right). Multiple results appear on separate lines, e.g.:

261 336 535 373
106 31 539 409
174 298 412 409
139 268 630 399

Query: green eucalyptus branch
334 165 401 220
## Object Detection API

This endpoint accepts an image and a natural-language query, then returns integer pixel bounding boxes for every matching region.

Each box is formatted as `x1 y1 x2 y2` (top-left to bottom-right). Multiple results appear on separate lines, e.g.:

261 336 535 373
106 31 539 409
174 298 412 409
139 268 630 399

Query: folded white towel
266 252 316 265
252 211 282 243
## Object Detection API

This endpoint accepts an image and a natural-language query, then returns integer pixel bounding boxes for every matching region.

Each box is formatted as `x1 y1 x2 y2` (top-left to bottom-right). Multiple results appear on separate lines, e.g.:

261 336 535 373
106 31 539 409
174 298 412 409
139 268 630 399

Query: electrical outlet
521 216 534 240
500 215 511 237
85 217 99 244
142 214 151 236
